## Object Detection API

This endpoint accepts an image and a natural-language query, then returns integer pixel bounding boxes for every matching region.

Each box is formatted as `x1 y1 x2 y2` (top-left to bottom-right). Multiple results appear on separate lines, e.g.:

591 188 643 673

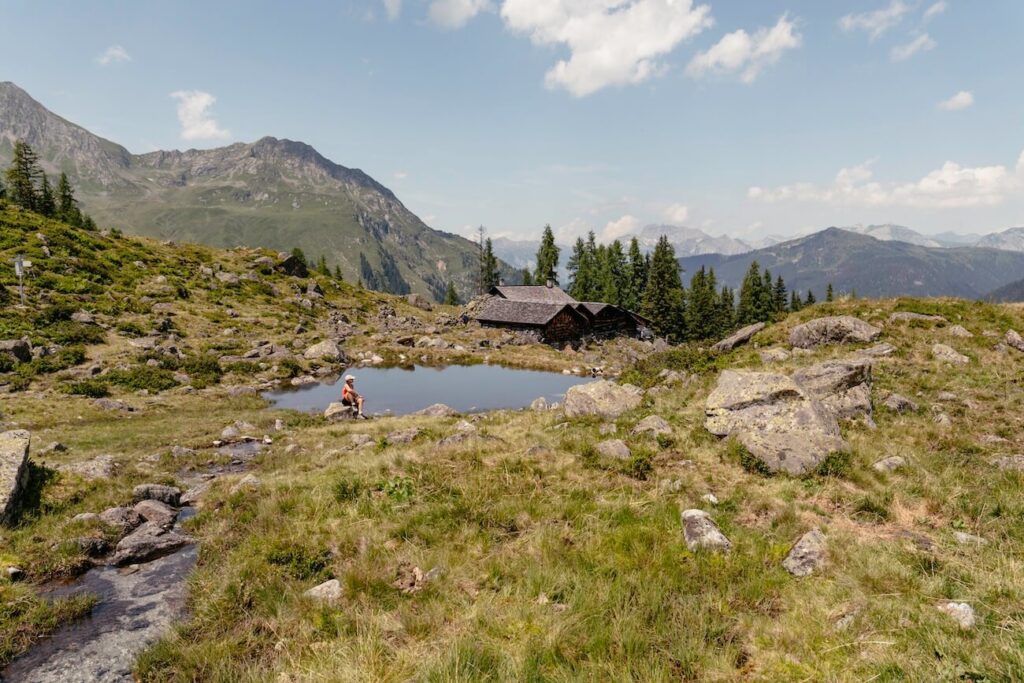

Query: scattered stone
680 509 731 553
110 522 191 565
1005 330 1024 353
659 369 687 385
133 499 178 528
530 397 550 411
993 455 1024 471
305 578 342 603
598 423 616 435
933 413 953 427
701 493 719 505
414 403 457 417
563 380 643 418
596 439 631 460
889 312 947 323
883 394 918 413
231 474 262 493
171 445 196 458
936 601 976 630
454 420 476 433
855 342 896 358
94 398 136 412
58 454 118 481
71 512 100 524
387 428 422 444
932 343 970 365
783 529 827 577
214 271 239 285
936 391 959 402
350 434 375 449
711 322 765 353
632 415 671 437
793 358 873 421
948 325 973 338
980 434 1010 445
789 316 882 349
0 430 31 526
99 506 145 533
953 531 988 546
180 481 212 506
304 339 343 361
39 442 67 455
132 484 182 506
873 455 906 473
759 347 791 363
393 562 427 594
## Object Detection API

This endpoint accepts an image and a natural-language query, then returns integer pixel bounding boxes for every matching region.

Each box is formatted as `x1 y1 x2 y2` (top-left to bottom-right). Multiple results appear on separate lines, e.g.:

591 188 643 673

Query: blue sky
2 0 1022 242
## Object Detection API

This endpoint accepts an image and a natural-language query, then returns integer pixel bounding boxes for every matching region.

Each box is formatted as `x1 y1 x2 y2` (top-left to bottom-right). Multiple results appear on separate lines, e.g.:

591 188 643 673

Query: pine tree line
2 139 96 229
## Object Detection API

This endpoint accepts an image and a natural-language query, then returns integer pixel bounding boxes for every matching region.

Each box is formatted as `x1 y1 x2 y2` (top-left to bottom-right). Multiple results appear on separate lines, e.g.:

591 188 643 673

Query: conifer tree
480 238 499 290
790 290 802 312
334 265 344 281
521 268 533 286
56 172 82 225
598 240 628 306
317 254 330 276
567 232 599 301
826 283 834 302
716 285 735 336
443 281 459 305
624 237 646 310
0 176 6 202
5 140 42 211
534 224 560 285
805 289 816 305
686 266 719 341
641 236 685 341
759 268 776 321
291 247 308 268
736 261 763 325
37 174 56 217
82 215 97 231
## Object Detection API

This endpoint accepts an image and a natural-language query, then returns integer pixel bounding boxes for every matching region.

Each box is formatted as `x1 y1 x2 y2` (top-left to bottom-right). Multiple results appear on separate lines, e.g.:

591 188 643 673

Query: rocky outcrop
681 509 731 552
133 484 182 506
1005 329 1024 353
0 430 31 525
735 431 848 476
304 339 343 361
99 506 145 532
110 522 191 565
0 339 32 364
932 343 969 365
782 529 827 576
414 403 457 417
563 380 643 419
711 322 765 353
792 359 873 421
789 316 881 349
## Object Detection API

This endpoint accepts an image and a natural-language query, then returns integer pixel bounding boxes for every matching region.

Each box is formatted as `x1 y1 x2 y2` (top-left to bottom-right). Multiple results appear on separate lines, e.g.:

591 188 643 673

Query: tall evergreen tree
805 289 816 306
443 281 459 306
481 238 500 290
624 237 646 310
334 265 344 282
291 247 308 268
5 140 42 211
597 240 628 306
317 254 330 276
774 275 787 313
759 268 776 321
790 290 802 312
715 285 735 337
534 224 560 285
826 283 834 302
0 176 6 202
56 172 81 225
736 261 764 325
567 232 599 301
521 268 533 286
37 174 56 217
640 236 685 341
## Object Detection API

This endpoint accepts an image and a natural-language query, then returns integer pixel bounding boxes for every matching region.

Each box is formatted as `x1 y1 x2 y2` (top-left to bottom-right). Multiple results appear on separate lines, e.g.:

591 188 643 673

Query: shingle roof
578 302 611 316
475 299 579 326
490 285 576 304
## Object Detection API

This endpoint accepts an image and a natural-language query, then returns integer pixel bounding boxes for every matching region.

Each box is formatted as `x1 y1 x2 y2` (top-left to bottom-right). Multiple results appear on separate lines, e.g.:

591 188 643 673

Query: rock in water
735 431 848 476
110 522 191 565
789 316 882 349
793 359 873 421
133 499 178 528
0 430 31 526
932 344 970 365
563 380 643 418
305 579 342 603
711 322 765 353
680 509 731 552
414 403 457 417
704 371 840 439
782 529 827 576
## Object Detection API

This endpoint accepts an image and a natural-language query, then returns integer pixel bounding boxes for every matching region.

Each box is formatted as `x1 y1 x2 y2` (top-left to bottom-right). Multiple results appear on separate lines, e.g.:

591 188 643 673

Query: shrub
332 478 364 503
816 450 852 478
278 358 303 378
726 438 773 477
378 477 414 501
116 321 148 338
623 451 654 480
60 379 110 398
265 543 332 581
181 355 223 389
41 321 104 345
33 346 86 374
106 366 179 392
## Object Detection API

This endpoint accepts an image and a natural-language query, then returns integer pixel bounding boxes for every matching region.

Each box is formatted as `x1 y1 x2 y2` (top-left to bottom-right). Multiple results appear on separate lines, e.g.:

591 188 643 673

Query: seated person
341 374 366 418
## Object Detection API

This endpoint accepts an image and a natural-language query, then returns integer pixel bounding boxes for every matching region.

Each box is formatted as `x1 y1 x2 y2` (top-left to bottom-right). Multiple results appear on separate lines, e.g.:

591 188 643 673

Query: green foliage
619 343 720 388
378 476 414 501
32 346 86 374
278 357 303 378
815 450 851 478
443 281 459 306
105 366 179 393
726 437 773 477
59 379 110 398
180 355 223 389
623 450 654 480
115 320 148 338
534 224 560 285
39 321 104 346
265 542 332 581
479 236 499 293
640 236 685 341
332 478 364 503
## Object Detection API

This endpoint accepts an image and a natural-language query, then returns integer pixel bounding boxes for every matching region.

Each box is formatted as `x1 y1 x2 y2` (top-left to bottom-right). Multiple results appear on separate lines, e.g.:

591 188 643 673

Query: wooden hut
474 298 589 343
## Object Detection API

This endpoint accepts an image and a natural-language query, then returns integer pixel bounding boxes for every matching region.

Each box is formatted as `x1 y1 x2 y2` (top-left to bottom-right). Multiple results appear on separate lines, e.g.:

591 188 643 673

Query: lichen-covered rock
406 293 434 311
705 371 841 438
110 522 191 565
304 339 343 361
782 529 827 576
681 509 731 552
759 347 791 363
1006 329 1024 353
59 454 118 481
325 402 356 421
789 316 882 349
632 415 672 437
387 428 422 444
855 342 896 358
0 430 31 526
99 506 145 533
305 578 342 603
563 380 643 419
932 343 969 365
133 499 178 528
948 325 973 338
735 430 848 476
596 439 631 460
873 455 906 473
414 403 457 417
711 322 765 353
793 359 873 420
936 601 976 630
132 484 182 506
883 393 918 413
993 455 1024 471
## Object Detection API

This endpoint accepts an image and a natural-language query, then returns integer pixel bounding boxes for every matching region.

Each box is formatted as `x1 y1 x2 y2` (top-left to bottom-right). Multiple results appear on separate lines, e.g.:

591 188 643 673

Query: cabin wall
543 310 587 342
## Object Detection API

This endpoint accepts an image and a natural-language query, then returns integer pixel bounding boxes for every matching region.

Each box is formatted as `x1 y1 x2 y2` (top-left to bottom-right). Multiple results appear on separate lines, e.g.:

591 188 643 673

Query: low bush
106 366 179 393
60 379 110 398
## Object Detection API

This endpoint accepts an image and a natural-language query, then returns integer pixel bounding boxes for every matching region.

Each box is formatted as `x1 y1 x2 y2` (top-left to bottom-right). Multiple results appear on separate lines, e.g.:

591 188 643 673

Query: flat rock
133 484 182 506
0 430 31 525
953 531 987 546
305 578 342 603
133 499 178 528
711 322 765 353
387 428 422 444
681 509 731 553
110 521 191 565
948 325 973 338
705 371 840 438
596 439 631 460
99 506 145 533
1006 329 1024 353
936 601 976 630
783 529 827 576
793 359 873 420
304 339 343 361
883 394 918 413
563 380 643 419
759 347 791 363
932 343 969 365
632 415 671 437
735 430 848 476
59 454 118 481
414 403 457 417
873 455 906 473
889 312 946 323
789 316 881 349
325 402 356 421
855 342 896 358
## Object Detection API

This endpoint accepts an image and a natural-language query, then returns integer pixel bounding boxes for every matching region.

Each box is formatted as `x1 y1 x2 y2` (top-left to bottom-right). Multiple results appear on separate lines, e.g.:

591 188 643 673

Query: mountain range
0 81 493 301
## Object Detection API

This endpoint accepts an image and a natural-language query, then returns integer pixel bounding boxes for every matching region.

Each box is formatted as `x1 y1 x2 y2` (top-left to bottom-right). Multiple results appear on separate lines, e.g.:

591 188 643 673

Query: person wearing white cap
341 374 366 418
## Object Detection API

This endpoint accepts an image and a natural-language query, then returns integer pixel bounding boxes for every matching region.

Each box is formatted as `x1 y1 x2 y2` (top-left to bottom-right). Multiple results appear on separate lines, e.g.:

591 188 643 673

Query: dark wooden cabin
474 298 589 343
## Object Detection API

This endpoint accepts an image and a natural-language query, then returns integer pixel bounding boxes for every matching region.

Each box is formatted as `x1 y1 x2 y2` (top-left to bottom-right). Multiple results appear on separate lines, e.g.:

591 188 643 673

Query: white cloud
938 90 973 111
686 15 801 84
839 1 909 41
602 215 640 241
890 33 935 61
429 0 491 29
96 45 131 66
383 0 402 20
169 90 230 141
749 149 1024 209
394 170 408 180
663 203 689 224
923 1 947 21
501 0 713 97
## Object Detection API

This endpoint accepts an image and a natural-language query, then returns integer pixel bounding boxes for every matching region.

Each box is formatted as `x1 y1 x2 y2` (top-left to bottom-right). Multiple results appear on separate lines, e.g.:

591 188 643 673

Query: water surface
264 364 594 415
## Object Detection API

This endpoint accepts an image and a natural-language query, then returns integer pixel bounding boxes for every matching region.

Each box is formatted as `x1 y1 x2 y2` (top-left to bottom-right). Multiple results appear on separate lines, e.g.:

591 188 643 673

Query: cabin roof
489 285 576 304
475 298 583 326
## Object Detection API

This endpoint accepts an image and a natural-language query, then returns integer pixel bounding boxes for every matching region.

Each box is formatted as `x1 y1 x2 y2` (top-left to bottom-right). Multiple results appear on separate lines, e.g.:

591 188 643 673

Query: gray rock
883 394 918 413
993 455 1024 471
133 499 178 528
387 428 422 444
735 430 848 476
936 391 959 402
681 509 731 552
71 512 101 523
406 293 434 311
304 339 343 361
793 359 873 420
231 474 262 493
632 415 672 437
936 601 976 630
530 397 550 411
932 343 969 365
0 430 31 526
889 312 946 323
783 529 827 576
350 434 375 448
414 403 457 417
873 455 906 473
759 347 791 363
596 439 631 460
180 481 212 506
325 402 356 421
214 271 239 285
701 493 719 505
953 531 988 546
1005 329 1024 353
933 412 953 427
0 339 32 364
99 506 145 533
789 316 882 349
110 522 191 565
133 484 182 506
948 325 974 338
711 322 765 353
855 342 896 358
94 398 135 412
705 371 841 439
59 454 117 481
305 578 342 603
563 380 643 418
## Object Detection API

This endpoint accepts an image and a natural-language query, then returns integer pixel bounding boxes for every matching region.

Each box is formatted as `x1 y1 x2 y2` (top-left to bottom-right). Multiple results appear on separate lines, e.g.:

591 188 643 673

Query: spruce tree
598 240 628 306
805 289 817 305
640 236 685 341
716 285 735 337
291 247 308 268
774 275 787 313
317 254 330 276
534 224 560 285
625 237 646 310
521 268 533 286
759 268 776 321
567 233 599 301
334 265 344 281
736 261 763 325
826 283 834 302
443 281 459 305
686 266 718 341
790 290 802 312
481 238 499 290
0 176 5 202
56 172 81 225
37 174 56 217
82 215 97 231
5 140 42 211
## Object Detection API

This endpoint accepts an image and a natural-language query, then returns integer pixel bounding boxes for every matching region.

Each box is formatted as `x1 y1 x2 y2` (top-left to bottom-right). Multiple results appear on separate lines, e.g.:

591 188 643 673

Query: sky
2 0 1023 243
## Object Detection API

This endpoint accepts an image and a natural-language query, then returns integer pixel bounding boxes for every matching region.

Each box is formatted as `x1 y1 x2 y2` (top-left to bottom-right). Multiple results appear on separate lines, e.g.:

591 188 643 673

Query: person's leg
357 397 365 415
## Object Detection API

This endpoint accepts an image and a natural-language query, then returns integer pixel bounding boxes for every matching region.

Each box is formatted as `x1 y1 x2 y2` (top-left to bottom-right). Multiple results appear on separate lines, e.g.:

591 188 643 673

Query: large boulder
99 506 145 533
596 439 631 460
680 509 731 552
325 402 356 421
734 430 848 476
0 340 32 364
711 322 765 353
0 430 31 526
789 316 882 349
133 499 178 528
133 484 181 506
705 371 840 438
792 359 873 420
304 339 343 361
406 293 434 311
110 522 191 565
563 380 643 419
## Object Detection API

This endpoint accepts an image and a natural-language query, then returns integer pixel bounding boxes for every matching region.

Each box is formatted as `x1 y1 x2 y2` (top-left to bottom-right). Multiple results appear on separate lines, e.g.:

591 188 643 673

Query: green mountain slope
0 81 488 301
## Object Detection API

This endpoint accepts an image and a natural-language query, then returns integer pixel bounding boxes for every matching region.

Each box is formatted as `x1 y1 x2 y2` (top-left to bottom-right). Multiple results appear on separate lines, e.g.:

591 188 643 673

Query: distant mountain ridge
0 81 493 300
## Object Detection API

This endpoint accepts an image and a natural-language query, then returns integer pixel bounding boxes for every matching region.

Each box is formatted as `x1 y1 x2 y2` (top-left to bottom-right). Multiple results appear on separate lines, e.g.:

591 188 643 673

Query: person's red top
342 384 355 401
